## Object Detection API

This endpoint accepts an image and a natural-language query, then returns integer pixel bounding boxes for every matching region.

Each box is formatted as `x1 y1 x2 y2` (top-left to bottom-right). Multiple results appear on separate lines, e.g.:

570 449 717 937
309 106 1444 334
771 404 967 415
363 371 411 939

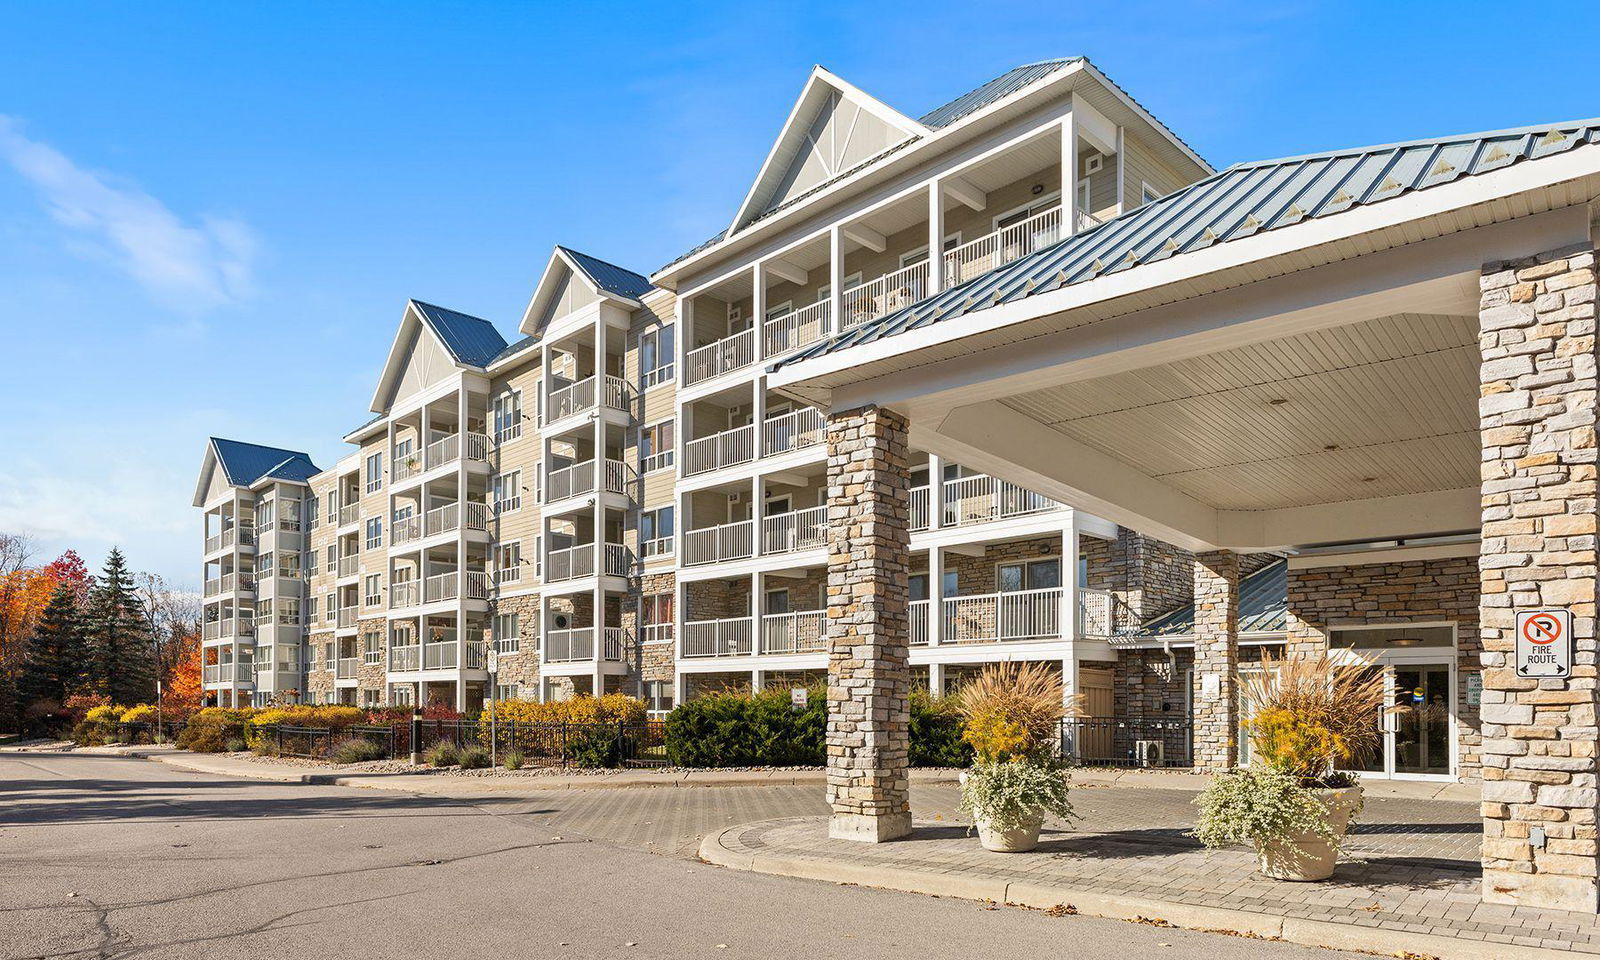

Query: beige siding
1122 132 1193 211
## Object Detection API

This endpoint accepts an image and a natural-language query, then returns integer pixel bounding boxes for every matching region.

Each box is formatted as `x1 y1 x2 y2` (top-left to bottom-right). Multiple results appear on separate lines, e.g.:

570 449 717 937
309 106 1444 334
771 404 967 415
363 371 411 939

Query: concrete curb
697 820 1559 960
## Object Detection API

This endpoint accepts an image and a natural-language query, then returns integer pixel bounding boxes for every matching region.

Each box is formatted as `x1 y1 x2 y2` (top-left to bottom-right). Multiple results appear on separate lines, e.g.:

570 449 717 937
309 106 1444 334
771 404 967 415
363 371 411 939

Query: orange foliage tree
164 627 203 714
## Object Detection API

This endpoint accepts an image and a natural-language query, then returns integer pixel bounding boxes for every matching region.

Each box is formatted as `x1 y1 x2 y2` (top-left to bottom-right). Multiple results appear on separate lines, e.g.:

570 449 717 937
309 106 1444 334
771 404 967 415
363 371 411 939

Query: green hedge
664 687 970 768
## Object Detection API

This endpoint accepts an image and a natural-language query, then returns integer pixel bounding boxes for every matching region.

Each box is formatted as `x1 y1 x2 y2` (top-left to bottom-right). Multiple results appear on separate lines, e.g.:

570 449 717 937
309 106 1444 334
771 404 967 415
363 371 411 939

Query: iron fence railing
1058 717 1193 768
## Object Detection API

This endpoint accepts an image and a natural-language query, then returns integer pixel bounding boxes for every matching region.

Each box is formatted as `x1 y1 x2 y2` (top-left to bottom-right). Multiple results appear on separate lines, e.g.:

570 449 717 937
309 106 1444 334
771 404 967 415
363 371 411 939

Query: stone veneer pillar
824 404 913 842
1479 242 1600 912
1192 550 1240 769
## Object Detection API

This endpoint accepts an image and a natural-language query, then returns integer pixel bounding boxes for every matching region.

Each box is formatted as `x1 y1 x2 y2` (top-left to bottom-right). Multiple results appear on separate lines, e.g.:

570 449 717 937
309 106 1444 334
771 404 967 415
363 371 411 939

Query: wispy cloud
0 115 257 310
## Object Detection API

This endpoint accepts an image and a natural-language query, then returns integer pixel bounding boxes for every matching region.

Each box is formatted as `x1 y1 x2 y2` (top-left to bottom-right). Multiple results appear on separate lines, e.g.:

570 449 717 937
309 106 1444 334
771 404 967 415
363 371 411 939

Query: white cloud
0 115 257 310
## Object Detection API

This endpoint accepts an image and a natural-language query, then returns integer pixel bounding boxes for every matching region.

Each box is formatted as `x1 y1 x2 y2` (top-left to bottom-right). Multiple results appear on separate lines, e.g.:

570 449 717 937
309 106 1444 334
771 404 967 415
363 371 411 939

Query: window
644 680 674 715
909 571 959 601
640 506 674 558
997 558 1061 593
279 552 300 579
639 420 674 473
257 551 274 579
321 641 334 668
327 545 337 569
365 517 383 550
363 631 382 664
306 496 319 530
494 683 521 702
277 598 301 626
764 588 790 615
640 592 674 644
364 574 381 607
305 548 318 576
640 325 675 389
493 390 523 443
1141 181 1163 205
494 542 522 585
493 470 522 514
494 613 520 655
325 593 336 623
307 596 319 623
389 684 415 707
361 689 381 708
365 453 383 493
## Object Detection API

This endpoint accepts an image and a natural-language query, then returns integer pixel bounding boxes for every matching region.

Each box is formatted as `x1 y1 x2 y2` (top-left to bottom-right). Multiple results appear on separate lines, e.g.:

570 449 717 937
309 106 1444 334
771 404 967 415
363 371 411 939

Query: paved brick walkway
709 812 1599 957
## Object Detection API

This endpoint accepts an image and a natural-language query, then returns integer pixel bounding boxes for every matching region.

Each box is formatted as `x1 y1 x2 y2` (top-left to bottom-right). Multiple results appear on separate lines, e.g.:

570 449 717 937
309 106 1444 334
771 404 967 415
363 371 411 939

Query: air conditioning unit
1134 739 1165 767
552 612 573 630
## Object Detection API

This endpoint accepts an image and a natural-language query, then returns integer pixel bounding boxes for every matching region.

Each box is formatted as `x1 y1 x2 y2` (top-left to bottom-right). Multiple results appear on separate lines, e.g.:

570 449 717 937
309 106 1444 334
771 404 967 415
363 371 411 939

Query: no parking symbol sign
1516 610 1572 678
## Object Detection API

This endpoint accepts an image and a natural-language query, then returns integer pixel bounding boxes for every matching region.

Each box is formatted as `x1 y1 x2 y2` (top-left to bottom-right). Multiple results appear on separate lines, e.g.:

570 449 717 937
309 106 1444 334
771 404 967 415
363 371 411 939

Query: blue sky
0 1 1594 587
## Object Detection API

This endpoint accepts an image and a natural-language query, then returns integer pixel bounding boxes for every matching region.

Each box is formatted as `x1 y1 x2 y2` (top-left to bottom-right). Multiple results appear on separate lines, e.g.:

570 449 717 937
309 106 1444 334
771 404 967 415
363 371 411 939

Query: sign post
1515 609 1572 679
790 687 808 711
487 650 499 766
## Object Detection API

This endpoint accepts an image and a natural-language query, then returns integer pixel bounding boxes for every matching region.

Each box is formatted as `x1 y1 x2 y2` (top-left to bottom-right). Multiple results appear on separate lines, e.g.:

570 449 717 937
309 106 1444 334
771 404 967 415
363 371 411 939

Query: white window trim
640 326 676 391
494 470 523 515
639 419 675 474
494 389 524 444
1141 180 1163 204
992 191 1062 231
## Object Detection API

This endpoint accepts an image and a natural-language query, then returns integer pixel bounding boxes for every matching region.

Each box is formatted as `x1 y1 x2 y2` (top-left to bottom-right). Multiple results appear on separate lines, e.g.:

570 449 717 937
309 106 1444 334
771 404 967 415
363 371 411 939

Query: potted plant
955 662 1082 852
1193 656 1387 881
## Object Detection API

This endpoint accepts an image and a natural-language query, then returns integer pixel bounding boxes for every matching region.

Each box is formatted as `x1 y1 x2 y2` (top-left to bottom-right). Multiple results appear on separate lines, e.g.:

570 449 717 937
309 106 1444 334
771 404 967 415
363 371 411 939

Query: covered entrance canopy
773 120 1600 913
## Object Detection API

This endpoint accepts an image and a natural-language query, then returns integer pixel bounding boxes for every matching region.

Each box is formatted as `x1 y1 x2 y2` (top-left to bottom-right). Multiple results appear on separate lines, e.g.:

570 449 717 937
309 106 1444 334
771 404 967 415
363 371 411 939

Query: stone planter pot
975 812 1045 852
1256 785 1361 881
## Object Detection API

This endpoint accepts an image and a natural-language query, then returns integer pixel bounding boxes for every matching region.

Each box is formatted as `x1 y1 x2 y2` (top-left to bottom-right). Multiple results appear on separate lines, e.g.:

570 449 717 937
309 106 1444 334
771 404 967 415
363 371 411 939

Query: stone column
1479 242 1600 912
1192 550 1239 769
825 404 913 842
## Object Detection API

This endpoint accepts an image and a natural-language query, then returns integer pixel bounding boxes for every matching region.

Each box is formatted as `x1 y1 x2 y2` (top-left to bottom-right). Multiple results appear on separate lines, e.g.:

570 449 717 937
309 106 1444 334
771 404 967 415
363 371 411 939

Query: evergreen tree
83 549 155 704
18 583 85 707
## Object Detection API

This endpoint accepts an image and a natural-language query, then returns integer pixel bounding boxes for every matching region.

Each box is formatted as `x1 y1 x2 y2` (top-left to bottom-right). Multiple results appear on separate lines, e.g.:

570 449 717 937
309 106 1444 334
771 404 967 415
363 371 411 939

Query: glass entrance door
1391 665 1452 776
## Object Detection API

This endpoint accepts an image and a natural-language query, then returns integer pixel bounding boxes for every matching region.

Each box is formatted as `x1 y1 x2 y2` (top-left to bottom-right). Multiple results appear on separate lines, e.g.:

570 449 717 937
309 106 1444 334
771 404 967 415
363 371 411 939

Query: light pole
156 680 164 745
486 649 499 766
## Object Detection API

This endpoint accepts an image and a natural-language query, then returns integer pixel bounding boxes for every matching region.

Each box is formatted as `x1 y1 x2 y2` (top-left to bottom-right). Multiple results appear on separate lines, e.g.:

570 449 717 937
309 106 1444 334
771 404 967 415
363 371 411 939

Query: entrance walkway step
700 817 1593 960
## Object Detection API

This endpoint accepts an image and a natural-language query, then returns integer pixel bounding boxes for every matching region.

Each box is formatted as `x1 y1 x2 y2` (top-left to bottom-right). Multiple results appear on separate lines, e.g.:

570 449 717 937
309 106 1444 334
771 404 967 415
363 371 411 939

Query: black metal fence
1058 717 1193 768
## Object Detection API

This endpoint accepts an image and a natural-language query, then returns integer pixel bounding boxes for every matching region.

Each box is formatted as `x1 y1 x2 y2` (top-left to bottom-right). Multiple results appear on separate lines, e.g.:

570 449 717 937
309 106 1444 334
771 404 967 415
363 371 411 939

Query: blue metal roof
211 438 320 487
559 247 654 301
773 118 1600 371
1141 559 1287 638
409 300 508 368
490 333 539 366
918 58 1081 129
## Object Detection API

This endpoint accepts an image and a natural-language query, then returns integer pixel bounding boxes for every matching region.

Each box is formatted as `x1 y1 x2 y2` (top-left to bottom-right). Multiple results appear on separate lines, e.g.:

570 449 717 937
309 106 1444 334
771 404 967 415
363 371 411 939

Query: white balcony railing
423 641 457 670
840 261 931 330
681 616 753 658
546 459 595 502
761 407 826 457
393 515 422 546
683 423 755 477
602 627 626 662
685 328 756 386
910 599 930 646
415 501 488 538
465 640 488 670
944 587 1063 644
760 506 827 555
389 645 420 671
603 543 632 578
338 503 359 527
682 519 754 567
762 298 830 357
465 570 490 600
761 610 826 655
203 662 254 684
337 606 356 629
393 454 422 483
204 527 237 554
336 657 359 679
389 581 420 609
546 374 635 422
942 206 1063 287
545 627 594 663
942 474 1061 527
337 555 359 578
604 458 635 498
423 432 490 471
424 572 458 603
1078 587 1118 639
910 486 931 532
546 544 594 582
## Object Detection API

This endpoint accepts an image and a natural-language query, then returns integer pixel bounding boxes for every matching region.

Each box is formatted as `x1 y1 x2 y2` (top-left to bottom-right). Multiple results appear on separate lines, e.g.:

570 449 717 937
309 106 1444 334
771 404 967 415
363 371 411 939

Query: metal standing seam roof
210 438 320 487
409 299 509 368
1139 559 1288 639
559 246 655 301
772 118 1600 371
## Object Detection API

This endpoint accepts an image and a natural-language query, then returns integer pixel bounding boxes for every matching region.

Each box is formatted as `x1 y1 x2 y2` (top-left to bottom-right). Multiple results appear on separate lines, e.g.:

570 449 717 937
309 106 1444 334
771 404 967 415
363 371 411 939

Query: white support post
752 566 765 655
752 262 767 357
928 454 946 530
1060 512 1080 703
928 544 944 649
1063 114 1079 236
828 224 843 335
927 180 944 295
928 662 944 698
1114 125 1126 216
751 669 763 693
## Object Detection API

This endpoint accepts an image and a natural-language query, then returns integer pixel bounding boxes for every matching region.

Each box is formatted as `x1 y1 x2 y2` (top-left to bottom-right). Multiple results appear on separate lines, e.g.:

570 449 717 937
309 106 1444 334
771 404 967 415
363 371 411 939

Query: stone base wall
1112 649 1194 720
1192 551 1239 769
1286 556 1483 780
1082 528 1196 630
492 594 542 697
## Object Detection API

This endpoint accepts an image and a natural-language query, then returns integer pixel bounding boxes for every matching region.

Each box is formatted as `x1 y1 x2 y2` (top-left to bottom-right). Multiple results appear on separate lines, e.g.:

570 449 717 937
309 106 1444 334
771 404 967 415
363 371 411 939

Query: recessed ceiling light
1269 398 1289 406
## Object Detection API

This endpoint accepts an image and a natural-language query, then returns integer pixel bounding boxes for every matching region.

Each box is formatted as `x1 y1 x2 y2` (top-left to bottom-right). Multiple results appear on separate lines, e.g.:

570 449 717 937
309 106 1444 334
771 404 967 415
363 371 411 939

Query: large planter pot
975 812 1045 852
1256 785 1361 881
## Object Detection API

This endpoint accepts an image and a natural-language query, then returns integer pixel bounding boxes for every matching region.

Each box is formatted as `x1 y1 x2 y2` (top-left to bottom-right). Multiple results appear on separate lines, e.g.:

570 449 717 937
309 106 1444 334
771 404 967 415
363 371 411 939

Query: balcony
762 299 830 357
203 663 254 684
548 374 634 422
393 502 489 547
204 572 254 597
336 657 359 679
337 555 359 578
204 527 238 554
544 627 625 663
760 506 826 555
546 543 631 583
422 641 457 670
202 616 254 642
685 328 756 387
682 519 753 567
683 423 755 477
761 610 826 655
681 616 753 658
944 588 1062 643
338 503 359 527
546 458 635 503
390 581 420 609
942 206 1063 288
389 644 420 671
1077 587 1120 639
911 486 931 532
839 261 932 331
761 407 826 457
942 474 1061 527
337 606 357 629
424 572 458 604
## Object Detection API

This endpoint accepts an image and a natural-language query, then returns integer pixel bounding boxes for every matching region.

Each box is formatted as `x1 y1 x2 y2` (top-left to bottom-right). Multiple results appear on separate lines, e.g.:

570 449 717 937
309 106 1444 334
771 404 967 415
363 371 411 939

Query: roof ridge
1230 116 1600 171
557 245 651 284
409 298 494 324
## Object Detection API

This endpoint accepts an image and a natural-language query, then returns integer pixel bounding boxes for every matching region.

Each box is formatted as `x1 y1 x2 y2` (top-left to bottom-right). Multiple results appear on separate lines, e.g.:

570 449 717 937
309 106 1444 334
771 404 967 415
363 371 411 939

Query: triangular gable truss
726 66 927 235
518 246 637 337
369 300 477 414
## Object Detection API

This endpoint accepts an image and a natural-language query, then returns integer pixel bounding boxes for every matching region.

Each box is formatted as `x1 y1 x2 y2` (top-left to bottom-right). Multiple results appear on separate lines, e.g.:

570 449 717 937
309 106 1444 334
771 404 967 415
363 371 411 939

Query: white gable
389 321 458 405
728 68 925 234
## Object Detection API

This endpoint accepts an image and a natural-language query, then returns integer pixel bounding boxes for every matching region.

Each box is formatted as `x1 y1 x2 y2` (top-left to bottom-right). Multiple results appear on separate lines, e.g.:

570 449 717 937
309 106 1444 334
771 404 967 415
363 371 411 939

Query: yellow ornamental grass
85 705 121 724
1239 655 1387 778
120 704 156 724
956 662 1082 763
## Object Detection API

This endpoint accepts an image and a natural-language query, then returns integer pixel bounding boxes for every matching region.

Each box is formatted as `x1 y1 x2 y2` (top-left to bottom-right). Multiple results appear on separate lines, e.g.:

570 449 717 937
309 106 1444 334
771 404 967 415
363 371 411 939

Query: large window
644 679 674 716
363 574 381 608
639 420 674 473
494 683 521 702
639 325 675 389
365 517 383 550
997 558 1061 593
494 613 520 655
493 390 523 443
640 592 674 644
493 470 522 514
363 630 382 664
640 506 674 558
494 542 522 585
364 453 383 493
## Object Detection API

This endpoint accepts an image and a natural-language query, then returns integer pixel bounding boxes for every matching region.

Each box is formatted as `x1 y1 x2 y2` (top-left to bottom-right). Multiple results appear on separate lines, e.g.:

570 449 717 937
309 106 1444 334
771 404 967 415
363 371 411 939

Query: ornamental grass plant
954 663 1083 835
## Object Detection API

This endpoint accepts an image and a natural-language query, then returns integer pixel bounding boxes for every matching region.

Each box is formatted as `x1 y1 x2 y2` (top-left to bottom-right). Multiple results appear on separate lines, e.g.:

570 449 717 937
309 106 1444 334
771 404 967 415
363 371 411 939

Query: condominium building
194 58 1255 735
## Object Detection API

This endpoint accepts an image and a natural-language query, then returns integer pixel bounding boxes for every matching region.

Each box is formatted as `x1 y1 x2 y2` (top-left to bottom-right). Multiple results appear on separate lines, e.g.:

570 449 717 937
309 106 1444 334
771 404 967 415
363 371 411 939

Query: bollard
409 711 423 765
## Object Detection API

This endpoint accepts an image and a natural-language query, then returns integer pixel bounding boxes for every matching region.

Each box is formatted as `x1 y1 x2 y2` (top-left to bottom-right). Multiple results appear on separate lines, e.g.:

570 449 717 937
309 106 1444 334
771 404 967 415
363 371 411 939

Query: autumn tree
165 634 203 713
17 583 86 709
83 549 155 705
